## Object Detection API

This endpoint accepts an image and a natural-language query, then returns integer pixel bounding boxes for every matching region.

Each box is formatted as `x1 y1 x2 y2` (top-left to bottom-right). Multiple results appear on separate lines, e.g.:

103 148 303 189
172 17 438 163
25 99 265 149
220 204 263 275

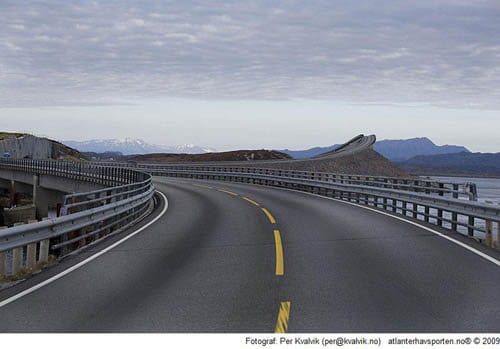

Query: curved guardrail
118 164 478 200
0 159 155 279
146 166 499 249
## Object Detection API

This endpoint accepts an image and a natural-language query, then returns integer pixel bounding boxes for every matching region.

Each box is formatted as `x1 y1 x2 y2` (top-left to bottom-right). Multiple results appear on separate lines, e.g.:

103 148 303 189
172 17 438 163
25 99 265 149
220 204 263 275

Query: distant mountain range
63 138 216 155
279 137 470 161
399 152 500 177
374 138 469 162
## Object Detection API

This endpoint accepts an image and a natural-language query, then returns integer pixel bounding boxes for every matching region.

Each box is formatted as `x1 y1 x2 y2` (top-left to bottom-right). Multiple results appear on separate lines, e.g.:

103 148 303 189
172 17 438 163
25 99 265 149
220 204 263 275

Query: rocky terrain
245 148 409 177
0 132 87 160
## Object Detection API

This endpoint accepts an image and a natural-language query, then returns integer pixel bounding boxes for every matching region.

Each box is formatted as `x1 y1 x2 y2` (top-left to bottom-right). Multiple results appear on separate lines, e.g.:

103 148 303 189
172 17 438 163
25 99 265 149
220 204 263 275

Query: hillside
252 148 408 177
399 152 500 177
279 145 340 159
125 149 292 162
279 137 469 161
0 132 87 160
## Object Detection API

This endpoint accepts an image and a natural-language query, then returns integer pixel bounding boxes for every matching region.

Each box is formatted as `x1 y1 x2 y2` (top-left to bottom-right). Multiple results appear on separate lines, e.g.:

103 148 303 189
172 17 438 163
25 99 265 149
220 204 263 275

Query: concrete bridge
0 135 499 332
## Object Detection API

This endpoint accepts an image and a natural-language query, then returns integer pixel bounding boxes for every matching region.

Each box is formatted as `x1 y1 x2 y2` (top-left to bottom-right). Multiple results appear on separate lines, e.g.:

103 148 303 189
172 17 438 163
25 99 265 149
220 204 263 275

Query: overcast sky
1 1 499 151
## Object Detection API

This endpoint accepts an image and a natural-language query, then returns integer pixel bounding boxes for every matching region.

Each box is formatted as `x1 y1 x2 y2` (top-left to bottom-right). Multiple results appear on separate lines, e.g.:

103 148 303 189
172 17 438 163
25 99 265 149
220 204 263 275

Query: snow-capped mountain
62 138 216 155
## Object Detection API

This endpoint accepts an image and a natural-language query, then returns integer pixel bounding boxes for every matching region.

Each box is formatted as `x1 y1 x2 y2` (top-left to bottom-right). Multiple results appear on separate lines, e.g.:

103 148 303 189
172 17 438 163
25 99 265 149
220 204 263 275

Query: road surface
0 177 499 332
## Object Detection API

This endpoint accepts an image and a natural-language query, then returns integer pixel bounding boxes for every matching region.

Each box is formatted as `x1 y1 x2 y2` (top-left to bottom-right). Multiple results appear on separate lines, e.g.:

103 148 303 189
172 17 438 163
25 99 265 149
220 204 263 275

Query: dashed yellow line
275 301 291 333
261 208 276 224
192 184 214 190
217 189 239 196
242 197 261 206
274 230 284 276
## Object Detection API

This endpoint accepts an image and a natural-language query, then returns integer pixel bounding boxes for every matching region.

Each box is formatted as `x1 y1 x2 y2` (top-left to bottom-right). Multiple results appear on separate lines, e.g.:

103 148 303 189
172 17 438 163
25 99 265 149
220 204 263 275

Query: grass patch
0 132 27 141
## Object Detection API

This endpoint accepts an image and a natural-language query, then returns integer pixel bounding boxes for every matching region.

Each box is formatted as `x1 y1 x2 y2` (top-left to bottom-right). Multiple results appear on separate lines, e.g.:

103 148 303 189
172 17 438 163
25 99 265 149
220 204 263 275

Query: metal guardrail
99 163 478 201
0 159 155 278
147 167 499 248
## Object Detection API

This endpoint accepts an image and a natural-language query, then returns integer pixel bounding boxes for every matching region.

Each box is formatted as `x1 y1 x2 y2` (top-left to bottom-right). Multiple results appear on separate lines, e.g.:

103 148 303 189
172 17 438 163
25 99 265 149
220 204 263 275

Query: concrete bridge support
0 176 66 221
0 169 105 223
32 175 66 219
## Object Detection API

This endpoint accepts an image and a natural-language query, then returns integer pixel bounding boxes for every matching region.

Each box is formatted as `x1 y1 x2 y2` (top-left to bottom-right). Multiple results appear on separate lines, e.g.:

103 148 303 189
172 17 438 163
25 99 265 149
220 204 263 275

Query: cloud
0 0 499 109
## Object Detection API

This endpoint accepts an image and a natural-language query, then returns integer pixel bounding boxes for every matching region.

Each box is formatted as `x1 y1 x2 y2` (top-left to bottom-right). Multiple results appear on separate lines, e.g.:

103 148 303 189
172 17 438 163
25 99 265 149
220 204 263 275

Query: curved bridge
0 136 499 332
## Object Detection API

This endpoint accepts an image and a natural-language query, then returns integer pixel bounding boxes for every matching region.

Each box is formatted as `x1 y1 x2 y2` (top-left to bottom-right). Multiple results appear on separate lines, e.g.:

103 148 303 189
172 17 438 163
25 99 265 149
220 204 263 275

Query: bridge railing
148 167 499 248
99 162 477 201
0 159 155 279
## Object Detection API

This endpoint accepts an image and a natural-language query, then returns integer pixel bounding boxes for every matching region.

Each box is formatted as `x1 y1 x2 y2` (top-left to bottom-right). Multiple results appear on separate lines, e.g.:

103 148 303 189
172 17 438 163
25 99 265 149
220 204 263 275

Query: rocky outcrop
0 133 86 160
244 148 409 177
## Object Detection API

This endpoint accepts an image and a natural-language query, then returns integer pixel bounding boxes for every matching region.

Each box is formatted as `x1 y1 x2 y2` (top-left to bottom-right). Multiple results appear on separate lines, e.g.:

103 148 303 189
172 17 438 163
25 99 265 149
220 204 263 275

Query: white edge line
0 191 169 308
279 187 500 267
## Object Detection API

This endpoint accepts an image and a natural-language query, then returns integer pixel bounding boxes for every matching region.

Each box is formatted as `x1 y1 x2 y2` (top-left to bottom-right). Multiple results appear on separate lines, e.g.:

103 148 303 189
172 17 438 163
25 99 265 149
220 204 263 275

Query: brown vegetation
125 149 292 162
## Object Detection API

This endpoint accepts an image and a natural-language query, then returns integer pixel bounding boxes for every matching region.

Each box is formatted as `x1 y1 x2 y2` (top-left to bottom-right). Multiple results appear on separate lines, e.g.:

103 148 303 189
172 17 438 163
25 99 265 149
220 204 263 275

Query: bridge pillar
9 180 16 207
33 175 65 220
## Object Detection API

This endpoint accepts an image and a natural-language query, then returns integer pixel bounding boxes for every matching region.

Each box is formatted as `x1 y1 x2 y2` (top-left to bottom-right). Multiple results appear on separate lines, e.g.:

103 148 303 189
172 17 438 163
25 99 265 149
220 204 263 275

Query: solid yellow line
274 230 284 276
217 189 239 196
261 208 276 224
192 184 213 190
275 301 291 333
242 197 261 206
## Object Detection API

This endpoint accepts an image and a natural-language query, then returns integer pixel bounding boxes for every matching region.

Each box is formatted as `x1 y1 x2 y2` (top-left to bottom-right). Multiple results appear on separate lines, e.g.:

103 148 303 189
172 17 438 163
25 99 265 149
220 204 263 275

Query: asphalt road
0 177 499 332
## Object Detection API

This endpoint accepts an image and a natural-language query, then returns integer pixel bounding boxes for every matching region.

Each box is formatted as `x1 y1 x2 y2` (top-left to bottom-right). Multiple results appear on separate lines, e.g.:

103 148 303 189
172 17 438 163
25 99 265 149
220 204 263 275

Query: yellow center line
242 197 261 206
261 208 276 224
275 301 291 333
192 184 214 190
217 189 239 196
274 230 284 276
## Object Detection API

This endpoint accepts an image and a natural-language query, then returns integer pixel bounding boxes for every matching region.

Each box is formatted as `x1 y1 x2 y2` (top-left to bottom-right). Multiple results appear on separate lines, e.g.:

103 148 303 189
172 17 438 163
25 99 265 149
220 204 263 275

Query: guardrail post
452 184 459 199
0 227 6 277
414 180 419 193
26 220 38 270
468 216 475 236
402 201 407 216
451 212 458 231
424 206 430 222
412 203 418 218
495 222 500 249
425 181 431 194
437 209 443 226
39 239 50 264
485 220 493 247
12 223 24 275
469 184 478 201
